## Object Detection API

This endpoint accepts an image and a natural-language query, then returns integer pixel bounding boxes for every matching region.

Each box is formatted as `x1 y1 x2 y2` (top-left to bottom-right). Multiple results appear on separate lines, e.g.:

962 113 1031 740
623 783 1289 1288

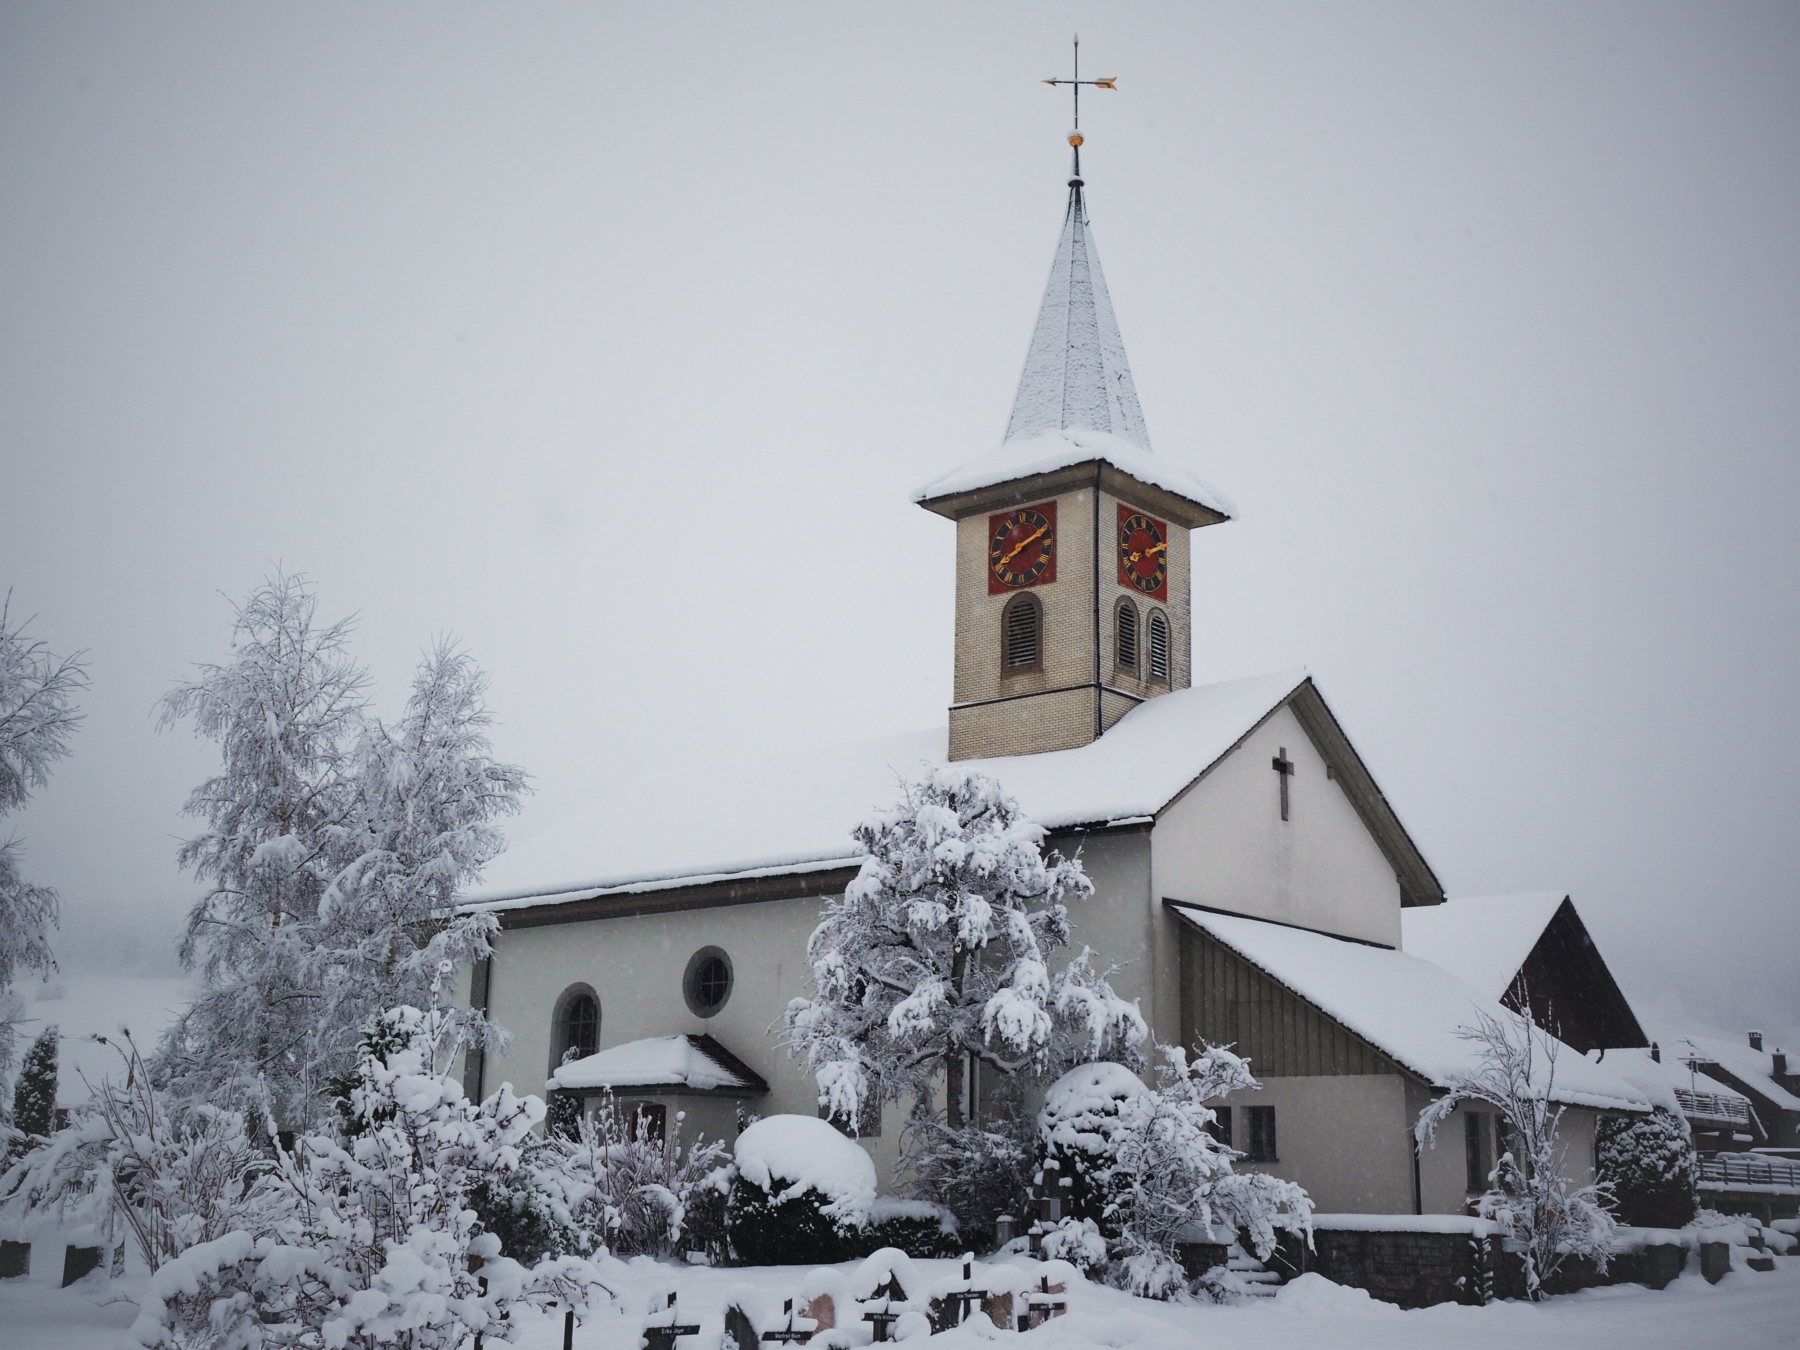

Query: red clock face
988 502 1058 594
1118 506 1168 600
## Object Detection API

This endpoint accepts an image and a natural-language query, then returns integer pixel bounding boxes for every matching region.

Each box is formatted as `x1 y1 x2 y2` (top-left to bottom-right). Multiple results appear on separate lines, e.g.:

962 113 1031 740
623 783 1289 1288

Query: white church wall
481 893 900 1176
1058 825 1157 1028
1151 705 1403 948
1221 1074 1416 1215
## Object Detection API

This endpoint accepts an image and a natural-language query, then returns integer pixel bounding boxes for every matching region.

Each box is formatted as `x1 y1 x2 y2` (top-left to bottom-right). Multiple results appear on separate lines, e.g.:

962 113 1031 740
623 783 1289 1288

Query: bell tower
914 82 1233 761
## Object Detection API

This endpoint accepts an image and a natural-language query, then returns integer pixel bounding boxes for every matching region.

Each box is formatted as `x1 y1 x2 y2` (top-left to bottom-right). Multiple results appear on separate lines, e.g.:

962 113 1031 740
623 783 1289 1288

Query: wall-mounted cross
1272 748 1295 822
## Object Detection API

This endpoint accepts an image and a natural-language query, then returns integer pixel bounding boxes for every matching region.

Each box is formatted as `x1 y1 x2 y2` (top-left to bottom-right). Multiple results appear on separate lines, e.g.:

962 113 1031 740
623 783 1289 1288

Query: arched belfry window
1115 598 1139 674
1148 610 1171 683
551 985 600 1072
1002 594 1042 673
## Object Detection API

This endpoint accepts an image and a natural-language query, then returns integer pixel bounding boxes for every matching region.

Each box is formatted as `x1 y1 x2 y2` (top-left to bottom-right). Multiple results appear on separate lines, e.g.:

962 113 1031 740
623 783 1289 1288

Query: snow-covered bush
538 1091 730 1259
1415 1001 1619 1299
862 1197 960 1259
901 1099 1038 1246
784 767 1146 1235
1596 1106 1698 1229
1035 1046 1313 1298
132 1004 615 1350
723 1115 875 1266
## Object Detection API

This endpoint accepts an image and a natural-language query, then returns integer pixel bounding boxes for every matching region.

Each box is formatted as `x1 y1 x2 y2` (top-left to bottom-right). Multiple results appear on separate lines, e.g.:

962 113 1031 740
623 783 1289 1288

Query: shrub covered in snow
723 1114 875 1265
863 1196 961 1259
4 1023 56 1165
537 1090 730 1259
1034 1045 1313 1299
1596 1106 1698 1229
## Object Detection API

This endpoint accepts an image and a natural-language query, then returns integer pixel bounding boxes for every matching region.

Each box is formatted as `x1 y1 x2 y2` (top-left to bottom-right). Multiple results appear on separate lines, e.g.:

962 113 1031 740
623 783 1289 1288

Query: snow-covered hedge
725 1115 875 1265
1596 1107 1697 1229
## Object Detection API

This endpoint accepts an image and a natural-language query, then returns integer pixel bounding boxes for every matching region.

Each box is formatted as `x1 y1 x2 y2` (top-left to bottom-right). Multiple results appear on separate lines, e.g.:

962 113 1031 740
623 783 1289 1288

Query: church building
461 127 1652 1217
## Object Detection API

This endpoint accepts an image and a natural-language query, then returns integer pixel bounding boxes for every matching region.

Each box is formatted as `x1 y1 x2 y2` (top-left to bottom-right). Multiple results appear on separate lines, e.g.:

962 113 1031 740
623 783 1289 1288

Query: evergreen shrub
725 1172 857 1266
1596 1107 1698 1229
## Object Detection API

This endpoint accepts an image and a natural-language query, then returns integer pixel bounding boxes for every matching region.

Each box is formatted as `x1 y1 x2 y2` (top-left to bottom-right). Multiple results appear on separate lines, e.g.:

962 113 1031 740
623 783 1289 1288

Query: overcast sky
2 4 1795 1046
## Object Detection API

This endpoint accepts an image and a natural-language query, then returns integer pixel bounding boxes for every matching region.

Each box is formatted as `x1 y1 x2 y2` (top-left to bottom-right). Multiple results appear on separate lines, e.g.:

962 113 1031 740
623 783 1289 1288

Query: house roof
463 670 1443 915
1675 1035 1800 1114
547 1034 769 1098
1401 892 1568 1001
1171 905 1652 1112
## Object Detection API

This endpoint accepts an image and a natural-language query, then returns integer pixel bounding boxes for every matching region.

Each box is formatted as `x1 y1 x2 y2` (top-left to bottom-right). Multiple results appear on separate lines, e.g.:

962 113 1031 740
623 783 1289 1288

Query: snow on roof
912 428 1236 522
464 670 1308 909
548 1034 765 1095
1673 1035 1800 1113
1399 892 1567 1000
1172 906 1651 1112
1615 1046 1753 1119
1003 185 1150 451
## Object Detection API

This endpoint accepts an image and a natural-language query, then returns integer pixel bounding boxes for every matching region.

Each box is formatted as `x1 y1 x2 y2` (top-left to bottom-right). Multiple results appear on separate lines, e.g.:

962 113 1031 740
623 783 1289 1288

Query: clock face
988 503 1058 594
1117 506 1169 600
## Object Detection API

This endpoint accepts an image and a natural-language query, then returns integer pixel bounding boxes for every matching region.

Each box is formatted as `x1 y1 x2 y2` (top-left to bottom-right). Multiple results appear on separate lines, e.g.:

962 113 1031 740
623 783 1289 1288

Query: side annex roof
1171 905 1651 1112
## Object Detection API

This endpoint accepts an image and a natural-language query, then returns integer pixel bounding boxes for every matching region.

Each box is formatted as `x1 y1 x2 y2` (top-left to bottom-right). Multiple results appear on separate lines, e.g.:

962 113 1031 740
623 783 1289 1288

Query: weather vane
1043 34 1116 179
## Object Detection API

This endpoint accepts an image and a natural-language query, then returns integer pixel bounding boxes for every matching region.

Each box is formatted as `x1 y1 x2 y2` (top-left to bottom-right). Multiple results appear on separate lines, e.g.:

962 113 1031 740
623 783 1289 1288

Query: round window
683 946 733 1018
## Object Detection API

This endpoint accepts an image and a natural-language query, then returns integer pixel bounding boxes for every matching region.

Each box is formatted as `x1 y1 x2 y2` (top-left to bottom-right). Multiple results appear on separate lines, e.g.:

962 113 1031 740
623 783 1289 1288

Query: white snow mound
733 1114 877 1223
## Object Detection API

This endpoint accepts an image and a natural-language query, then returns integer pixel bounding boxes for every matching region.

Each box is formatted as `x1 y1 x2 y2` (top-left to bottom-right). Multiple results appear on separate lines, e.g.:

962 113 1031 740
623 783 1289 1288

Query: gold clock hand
1001 525 1048 568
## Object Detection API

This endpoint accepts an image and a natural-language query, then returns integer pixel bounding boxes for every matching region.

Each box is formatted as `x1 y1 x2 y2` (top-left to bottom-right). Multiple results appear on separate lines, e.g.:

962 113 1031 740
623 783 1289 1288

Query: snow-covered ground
5 1251 1795 1350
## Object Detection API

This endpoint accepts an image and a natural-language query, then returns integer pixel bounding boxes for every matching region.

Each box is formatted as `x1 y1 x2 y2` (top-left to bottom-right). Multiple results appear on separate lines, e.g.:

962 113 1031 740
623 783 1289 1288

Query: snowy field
5 1252 1796 1350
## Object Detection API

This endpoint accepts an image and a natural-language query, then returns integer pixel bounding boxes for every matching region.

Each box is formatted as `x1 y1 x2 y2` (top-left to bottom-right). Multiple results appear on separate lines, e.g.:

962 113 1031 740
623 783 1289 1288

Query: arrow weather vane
1043 34 1116 178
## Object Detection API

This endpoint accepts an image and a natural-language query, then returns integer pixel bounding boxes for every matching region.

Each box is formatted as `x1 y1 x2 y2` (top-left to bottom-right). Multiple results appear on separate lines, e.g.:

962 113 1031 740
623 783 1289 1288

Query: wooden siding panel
1178 925 1402 1078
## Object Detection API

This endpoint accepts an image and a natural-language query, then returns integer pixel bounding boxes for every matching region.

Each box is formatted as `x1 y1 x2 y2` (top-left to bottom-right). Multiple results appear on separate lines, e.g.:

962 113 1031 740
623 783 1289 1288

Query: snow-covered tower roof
1004 174 1149 450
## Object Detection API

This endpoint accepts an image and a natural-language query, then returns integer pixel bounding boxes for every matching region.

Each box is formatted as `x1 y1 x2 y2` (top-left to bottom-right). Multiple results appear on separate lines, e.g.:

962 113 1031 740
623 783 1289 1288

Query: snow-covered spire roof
1004 178 1150 449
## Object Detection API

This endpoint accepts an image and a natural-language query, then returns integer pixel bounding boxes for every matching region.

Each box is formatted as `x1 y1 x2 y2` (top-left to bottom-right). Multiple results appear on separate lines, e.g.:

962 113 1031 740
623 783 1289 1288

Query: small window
1464 1111 1491 1192
683 946 734 1018
1148 611 1170 683
1002 594 1042 672
1247 1105 1278 1162
553 986 600 1069
1115 599 1139 673
1205 1105 1232 1148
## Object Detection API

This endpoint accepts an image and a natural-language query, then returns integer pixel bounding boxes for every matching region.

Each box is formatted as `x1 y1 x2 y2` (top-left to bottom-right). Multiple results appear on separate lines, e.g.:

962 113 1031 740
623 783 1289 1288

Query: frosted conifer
1596 1106 1697 1229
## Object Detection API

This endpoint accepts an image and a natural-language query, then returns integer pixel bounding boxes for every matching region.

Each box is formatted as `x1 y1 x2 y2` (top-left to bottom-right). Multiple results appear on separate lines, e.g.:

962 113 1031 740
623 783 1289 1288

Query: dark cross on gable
1042 34 1116 177
1272 747 1295 822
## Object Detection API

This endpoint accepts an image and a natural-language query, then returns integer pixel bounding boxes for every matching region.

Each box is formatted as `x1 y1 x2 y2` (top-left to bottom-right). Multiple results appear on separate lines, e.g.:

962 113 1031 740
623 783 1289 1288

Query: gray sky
2 4 1796 1044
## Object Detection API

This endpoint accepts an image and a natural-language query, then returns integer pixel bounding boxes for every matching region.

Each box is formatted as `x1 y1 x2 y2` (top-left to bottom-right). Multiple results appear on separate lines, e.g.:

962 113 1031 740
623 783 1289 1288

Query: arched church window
1115 598 1139 674
1148 610 1170 683
683 946 734 1018
552 985 600 1072
1002 594 1042 672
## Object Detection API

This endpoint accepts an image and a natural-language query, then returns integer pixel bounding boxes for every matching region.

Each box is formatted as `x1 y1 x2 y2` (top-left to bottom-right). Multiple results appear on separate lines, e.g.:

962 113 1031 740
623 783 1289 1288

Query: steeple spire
1008 43 1147 450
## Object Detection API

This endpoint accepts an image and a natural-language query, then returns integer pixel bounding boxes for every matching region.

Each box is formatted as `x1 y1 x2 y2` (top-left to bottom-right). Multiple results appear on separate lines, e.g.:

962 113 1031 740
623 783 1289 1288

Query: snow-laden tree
1415 1001 1618 1298
1037 1047 1313 1300
157 574 524 1128
0 596 86 1080
156 572 370 1123
785 766 1146 1139
316 639 525 1077
1596 1106 1697 1229
4 1024 57 1164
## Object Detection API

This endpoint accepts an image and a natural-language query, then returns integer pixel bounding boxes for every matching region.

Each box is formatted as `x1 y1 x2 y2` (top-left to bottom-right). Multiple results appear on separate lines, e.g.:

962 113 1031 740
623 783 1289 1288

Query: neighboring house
459 142 1653 1215
1400 892 1647 1054
1616 1044 1759 1151
1676 1032 1800 1151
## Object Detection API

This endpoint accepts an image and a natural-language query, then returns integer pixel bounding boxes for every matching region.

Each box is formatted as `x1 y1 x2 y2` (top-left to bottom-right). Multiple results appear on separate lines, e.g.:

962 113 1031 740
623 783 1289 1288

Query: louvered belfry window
1004 595 1041 670
1116 600 1139 672
1148 611 1171 682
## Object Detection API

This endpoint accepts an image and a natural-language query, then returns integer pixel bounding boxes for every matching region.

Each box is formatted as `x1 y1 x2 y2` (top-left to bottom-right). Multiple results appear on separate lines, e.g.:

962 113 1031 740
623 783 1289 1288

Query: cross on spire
1042 35 1116 179
1272 747 1295 822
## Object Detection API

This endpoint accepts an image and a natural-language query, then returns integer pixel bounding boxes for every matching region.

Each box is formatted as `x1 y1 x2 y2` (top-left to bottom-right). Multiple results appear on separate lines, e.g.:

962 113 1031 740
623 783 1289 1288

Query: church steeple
915 61 1234 761
1004 173 1150 451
